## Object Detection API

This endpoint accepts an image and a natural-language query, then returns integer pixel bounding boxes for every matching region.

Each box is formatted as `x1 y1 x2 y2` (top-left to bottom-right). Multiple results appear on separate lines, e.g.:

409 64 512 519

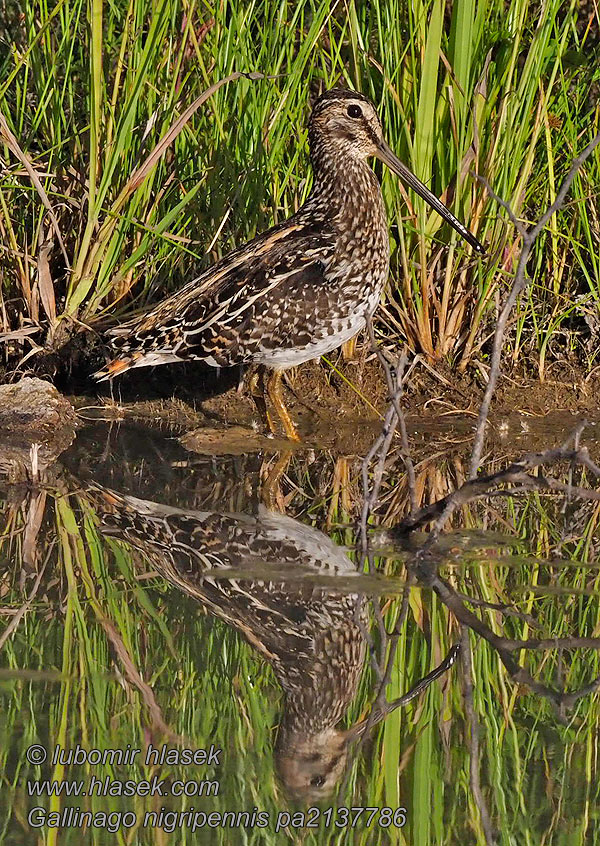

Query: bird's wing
108 216 336 353
90 485 339 663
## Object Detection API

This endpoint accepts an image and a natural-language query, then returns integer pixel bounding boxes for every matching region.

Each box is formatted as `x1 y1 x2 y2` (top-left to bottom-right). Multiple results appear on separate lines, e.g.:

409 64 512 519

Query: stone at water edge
0 378 78 478
0 377 77 435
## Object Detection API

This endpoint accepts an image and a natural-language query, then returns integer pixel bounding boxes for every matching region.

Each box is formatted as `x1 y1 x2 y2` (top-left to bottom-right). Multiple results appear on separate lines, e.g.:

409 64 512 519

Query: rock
0 378 78 479
0 377 78 434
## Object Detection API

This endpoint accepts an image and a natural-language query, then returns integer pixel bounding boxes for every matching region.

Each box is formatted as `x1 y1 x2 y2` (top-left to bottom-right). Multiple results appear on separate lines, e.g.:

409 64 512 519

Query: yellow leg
266 370 300 441
326 456 350 529
342 335 358 361
249 367 266 422
261 451 292 510
249 367 276 434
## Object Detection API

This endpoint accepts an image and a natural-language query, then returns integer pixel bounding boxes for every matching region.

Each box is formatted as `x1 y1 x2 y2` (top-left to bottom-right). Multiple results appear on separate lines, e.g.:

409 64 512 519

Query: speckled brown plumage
90 484 368 800
96 89 483 438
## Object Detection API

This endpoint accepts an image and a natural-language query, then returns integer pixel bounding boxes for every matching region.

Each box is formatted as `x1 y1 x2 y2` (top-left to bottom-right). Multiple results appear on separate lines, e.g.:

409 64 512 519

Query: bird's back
96 133 390 379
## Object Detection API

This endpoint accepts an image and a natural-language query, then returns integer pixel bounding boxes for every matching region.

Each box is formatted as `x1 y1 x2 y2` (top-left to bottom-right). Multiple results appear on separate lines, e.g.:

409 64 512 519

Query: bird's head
309 88 386 161
275 726 351 802
309 88 484 254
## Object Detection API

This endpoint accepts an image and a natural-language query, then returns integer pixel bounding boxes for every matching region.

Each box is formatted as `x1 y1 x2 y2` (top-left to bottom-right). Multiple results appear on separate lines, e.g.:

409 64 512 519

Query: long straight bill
376 140 485 254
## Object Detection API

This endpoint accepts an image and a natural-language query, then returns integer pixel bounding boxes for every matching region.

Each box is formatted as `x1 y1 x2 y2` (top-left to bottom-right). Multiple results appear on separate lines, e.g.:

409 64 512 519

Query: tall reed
0 0 598 372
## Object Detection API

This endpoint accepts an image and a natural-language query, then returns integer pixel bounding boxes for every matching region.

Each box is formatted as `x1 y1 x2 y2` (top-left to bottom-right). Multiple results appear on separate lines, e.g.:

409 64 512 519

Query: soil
4 337 600 456
70 349 600 433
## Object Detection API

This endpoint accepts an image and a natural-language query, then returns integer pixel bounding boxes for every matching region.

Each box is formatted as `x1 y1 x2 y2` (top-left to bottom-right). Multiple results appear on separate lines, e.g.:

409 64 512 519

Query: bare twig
354 318 422 713
415 562 600 710
359 317 415 565
394 441 600 539
366 320 417 515
456 593 539 627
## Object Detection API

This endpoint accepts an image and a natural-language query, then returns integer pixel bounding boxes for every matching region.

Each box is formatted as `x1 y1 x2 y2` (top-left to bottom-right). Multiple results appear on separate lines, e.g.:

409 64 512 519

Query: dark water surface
1 417 599 845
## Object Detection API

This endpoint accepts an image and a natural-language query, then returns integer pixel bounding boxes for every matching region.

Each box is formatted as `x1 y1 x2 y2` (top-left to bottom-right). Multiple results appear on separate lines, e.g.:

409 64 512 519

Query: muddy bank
70 352 600 444
6 319 600 428
3 348 599 461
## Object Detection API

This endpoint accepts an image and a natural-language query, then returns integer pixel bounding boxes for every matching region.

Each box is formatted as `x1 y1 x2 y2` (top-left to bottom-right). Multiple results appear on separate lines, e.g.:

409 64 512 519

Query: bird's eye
310 775 326 788
347 104 362 119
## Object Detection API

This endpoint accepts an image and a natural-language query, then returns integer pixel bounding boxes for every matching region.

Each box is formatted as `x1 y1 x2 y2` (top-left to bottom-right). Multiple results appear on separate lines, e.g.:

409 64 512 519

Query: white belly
254 314 367 370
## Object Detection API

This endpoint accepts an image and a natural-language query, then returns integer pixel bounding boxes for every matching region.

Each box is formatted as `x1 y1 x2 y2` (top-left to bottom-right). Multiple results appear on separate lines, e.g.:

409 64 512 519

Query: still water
1 415 599 845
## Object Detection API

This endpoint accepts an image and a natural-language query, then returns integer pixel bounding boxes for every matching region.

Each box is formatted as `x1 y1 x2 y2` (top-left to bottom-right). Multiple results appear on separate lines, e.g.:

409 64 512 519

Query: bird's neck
275 623 366 735
307 142 385 222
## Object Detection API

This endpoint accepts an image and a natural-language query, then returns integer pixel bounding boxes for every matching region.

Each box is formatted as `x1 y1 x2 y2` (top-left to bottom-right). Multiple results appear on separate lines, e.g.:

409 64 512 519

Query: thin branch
416 562 600 710
457 593 539 627
394 441 600 538
366 320 417 515
354 319 422 735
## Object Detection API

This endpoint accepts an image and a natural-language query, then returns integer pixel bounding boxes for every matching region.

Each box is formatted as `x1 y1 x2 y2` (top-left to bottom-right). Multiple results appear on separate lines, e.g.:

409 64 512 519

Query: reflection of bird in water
95 89 483 440
90 485 368 800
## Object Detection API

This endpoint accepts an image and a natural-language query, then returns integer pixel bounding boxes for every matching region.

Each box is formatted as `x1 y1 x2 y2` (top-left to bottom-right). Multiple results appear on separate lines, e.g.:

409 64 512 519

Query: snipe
95 89 484 439
90 483 369 800
88 482 458 800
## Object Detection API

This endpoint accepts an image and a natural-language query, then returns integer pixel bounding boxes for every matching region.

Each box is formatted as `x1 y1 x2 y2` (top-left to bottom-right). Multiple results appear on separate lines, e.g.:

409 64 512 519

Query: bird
86 482 460 799
87 482 369 800
95 88 484 440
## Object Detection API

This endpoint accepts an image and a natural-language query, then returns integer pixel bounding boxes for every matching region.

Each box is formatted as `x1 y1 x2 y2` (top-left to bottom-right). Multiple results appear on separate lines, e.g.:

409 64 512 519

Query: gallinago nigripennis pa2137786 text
95 89 484 439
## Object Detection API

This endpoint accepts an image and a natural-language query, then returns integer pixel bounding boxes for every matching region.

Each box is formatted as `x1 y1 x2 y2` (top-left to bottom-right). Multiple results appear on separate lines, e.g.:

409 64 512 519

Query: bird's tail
93 352 142 381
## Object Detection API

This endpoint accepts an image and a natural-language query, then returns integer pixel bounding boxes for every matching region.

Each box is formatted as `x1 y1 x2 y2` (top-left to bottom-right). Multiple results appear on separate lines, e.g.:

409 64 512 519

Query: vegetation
2 2 600 841
0 0 599 379
2 436 600 845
